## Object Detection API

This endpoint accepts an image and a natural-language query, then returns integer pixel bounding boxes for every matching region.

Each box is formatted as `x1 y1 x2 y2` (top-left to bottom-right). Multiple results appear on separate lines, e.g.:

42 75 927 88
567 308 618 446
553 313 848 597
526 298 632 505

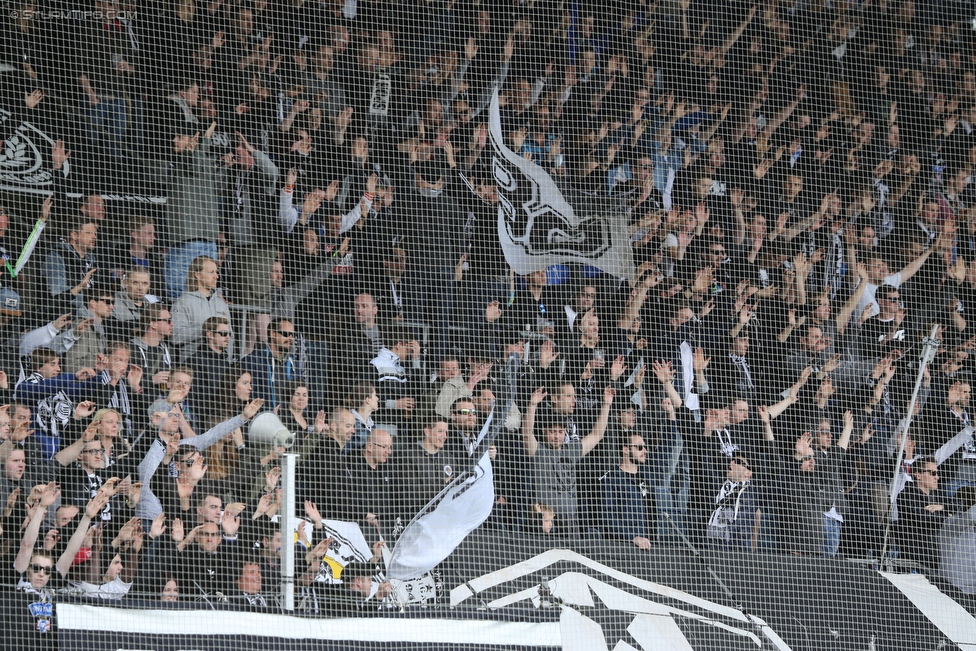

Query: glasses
628 444 646 451
734 458 751 468
214 330 231 336
369 442 392 451
277 331 295 338
156 318 172 323
455 408 476 415
98 297 115 304
31 564 52 575
916 468 939 477
83 448 104 455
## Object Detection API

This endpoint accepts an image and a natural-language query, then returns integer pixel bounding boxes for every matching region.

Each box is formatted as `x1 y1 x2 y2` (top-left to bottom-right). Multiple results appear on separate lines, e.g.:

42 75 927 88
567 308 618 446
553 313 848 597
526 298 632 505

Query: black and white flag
486 89 636 281
387 355 520 581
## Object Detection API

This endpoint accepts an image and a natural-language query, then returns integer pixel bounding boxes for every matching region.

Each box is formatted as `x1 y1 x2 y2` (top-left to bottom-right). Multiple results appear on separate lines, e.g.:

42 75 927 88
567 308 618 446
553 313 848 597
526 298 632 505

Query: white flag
387 412 496 581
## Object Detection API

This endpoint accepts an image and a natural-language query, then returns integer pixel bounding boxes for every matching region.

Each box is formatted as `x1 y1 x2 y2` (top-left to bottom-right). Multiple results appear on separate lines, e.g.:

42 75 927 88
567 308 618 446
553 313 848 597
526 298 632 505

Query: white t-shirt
856 272 902 320
69 576 131 600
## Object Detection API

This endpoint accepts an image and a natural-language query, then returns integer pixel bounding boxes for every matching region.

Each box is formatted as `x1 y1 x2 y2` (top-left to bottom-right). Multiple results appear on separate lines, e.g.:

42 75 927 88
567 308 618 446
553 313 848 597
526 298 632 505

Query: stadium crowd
2 0 976 643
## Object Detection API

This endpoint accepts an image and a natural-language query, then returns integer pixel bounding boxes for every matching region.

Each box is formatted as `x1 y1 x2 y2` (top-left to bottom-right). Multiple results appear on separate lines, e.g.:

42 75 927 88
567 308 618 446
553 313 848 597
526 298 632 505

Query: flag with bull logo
484 88 636 281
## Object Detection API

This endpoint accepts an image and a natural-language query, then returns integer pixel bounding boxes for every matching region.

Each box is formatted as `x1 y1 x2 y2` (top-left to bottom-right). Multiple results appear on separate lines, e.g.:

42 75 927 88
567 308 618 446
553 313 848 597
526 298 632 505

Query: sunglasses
214 330 231 336
99 297 115 304
628 444 646 451
31 564 52 575
455 408 477 415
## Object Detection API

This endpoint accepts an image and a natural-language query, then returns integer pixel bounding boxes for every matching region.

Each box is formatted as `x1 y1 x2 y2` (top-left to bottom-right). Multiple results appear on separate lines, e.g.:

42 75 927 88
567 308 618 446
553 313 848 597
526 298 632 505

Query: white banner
387 412 496 581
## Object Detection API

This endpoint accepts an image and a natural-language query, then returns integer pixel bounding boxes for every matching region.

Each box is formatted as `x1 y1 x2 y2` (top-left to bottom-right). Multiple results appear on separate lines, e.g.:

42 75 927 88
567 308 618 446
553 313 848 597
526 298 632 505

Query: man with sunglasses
602 431 656 549
63 290 116 373
187 316 234 421
6 486 108 650
856 284 907 361
243 318 307 408
130 303 174 392
895 456 947 569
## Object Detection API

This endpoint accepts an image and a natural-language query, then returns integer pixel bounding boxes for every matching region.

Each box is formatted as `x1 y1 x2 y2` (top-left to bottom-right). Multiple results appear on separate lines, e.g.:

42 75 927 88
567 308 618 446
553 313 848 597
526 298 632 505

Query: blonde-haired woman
55 405 140 502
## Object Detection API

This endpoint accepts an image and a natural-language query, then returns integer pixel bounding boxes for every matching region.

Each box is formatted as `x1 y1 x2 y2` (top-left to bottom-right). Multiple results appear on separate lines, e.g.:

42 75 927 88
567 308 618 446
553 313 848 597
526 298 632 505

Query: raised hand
795 432 814 458
85 492 109 519
693 348 711 372
149 513 167 539
539 339 560 368
304 500 323 527
651 360 674 384
610 355 628 381
52 139 71 169
73 401 97 421
757 405 771 424
242 398 264 421
40 482 60 508
530 387 547 405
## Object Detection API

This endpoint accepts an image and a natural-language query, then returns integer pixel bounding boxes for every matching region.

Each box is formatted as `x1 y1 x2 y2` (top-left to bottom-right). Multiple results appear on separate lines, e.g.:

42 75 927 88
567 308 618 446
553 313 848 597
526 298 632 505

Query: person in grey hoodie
171 256 232 361
161 120 223 300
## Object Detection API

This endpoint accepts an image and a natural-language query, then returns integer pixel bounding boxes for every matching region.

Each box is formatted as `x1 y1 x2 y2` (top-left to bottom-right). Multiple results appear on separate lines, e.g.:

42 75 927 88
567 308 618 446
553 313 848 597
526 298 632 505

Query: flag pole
280 452 298 611
879 324 939 564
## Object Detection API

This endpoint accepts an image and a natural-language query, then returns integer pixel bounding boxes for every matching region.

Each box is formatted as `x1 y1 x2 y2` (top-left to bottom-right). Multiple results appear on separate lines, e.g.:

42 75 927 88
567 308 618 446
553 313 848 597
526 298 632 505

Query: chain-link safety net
1 0 976 649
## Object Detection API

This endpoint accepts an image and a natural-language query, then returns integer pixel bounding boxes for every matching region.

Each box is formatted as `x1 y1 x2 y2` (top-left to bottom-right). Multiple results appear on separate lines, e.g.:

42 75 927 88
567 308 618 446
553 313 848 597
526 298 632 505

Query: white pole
281 453 298 611
879 324 940 563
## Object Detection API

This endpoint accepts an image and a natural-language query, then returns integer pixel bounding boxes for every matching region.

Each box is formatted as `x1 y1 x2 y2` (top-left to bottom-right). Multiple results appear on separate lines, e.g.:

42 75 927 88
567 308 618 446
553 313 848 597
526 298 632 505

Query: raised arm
897 245 933 283
14 484 60 574
54 404 98 466
522 387 546 457
57 493 106 578
762 84 805 140
581 387 615 457
651 360 683 409
836 263 868 333
617 272 660 331
766 383 800 420
717 6 756 57
837 410 854 450
181 399 262 451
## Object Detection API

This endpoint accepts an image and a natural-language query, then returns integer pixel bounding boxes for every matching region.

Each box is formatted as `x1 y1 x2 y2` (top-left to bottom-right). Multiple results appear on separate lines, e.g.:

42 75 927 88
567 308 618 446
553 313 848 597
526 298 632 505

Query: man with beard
243 318 306 408
602 431 656 549
130 304 175 394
